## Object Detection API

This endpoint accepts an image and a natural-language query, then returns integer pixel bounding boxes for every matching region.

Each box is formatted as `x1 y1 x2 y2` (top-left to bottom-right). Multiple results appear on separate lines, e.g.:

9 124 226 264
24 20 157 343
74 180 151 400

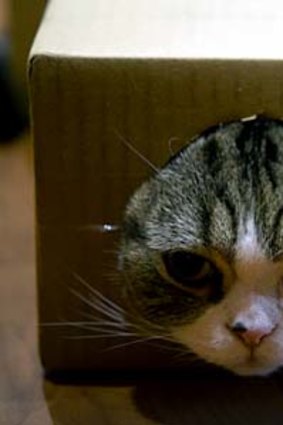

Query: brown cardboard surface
29 0 283 373
3 132 283 425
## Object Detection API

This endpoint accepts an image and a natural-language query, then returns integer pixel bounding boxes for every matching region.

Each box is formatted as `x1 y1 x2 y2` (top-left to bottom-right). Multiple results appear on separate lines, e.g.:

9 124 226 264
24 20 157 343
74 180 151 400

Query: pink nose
230 322 271 347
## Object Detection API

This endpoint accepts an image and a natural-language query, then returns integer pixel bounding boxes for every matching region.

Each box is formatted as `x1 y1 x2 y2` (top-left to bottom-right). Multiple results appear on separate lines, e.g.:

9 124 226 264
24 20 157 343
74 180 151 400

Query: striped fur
119 116 283 375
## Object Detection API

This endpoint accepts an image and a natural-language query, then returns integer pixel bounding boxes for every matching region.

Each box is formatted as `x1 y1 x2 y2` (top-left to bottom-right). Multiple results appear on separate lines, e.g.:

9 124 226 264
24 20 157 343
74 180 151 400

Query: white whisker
114 129 159 173
66 332 138 340
69 271 154 336
77 309 110 324
47 270 184 356
103 335 162 351
87 296 125 322
72 272 125 315
70 288 125 323
41 320 129 331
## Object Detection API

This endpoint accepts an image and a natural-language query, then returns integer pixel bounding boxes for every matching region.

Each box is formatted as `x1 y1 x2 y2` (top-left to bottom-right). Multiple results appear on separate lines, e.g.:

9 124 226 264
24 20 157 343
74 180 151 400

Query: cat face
119 116 283 376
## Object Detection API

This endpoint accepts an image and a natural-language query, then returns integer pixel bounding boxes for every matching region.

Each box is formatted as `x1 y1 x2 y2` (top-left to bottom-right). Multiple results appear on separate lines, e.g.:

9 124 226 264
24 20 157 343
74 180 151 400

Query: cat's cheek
171 304 248 371
171 305 283 375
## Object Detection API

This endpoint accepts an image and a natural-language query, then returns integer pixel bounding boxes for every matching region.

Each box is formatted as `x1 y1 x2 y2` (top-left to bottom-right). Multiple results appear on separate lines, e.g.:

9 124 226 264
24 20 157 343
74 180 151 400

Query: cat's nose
229 321 272 347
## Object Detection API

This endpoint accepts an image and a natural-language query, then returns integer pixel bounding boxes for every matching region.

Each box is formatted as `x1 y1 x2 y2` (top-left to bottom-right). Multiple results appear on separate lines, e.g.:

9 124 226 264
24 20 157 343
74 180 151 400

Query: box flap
30 0 283 60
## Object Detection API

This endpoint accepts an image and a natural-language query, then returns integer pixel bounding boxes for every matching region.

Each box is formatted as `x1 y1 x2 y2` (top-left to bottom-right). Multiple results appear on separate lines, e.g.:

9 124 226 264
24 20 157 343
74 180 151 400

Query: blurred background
0 0 45 142
0 3 48 423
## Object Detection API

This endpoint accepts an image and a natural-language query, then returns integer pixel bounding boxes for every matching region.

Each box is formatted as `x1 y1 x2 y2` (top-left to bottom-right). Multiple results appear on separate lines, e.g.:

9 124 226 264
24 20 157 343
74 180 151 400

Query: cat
118 115 283 377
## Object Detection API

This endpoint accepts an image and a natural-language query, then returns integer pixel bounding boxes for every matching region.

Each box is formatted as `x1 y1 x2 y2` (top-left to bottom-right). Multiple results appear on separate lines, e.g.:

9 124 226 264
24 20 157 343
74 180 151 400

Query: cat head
119 116 283 376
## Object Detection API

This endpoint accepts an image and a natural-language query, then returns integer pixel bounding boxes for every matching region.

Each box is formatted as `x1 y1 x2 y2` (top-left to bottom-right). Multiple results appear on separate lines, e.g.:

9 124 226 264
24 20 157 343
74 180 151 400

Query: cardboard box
29 0 283 374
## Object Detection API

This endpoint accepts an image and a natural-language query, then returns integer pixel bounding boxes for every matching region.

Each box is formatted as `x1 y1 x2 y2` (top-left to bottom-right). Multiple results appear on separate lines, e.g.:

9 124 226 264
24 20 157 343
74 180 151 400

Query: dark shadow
0 35 27 142
133 371 283 425
42 366 283 425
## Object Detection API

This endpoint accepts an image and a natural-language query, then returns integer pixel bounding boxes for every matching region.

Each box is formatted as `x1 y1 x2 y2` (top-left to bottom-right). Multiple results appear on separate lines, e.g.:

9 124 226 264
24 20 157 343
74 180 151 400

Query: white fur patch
172 292 283 376
236 213 263 261
171 212 283 376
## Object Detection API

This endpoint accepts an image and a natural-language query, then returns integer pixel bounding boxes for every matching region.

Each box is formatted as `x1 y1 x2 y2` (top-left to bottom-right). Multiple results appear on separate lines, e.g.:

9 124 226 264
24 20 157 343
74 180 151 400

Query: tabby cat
119 115 283 376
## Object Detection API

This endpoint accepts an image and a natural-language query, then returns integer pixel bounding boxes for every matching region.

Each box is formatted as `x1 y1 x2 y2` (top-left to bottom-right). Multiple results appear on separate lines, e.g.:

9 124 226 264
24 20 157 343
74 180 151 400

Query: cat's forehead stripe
235 213 264 261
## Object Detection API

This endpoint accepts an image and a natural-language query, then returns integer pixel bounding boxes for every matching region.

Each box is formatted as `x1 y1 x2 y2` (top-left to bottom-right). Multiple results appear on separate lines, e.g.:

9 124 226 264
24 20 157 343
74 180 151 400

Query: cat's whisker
88 320 129 329
102 330 185 353
144 333 193 353
41 321 97 327
42 319 140 338
41 320 130 331
70 288 125 323
71 272 125 315
86 297 125 323
67 281 151 335
103 335 165 352
66 331 139 340
71 279 149 332
47 272 201 360
88 290 124 315
121 319 169 340
43 318 188 355
114 129 159 173
76 307 119 324
143 340 187 353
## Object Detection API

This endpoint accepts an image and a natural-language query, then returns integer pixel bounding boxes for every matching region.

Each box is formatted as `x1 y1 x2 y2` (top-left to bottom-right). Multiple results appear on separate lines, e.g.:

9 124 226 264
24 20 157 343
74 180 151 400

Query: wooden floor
2 135 283 425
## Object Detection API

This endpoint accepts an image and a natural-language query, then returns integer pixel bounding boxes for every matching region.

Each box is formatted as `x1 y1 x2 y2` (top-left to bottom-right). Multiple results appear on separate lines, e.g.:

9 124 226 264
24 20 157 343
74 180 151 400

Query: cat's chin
226 361 279 377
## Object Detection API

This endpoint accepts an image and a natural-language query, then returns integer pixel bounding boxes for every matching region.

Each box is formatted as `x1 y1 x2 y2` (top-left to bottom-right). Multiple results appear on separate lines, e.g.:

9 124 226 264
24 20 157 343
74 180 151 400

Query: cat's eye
162 250 215 288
